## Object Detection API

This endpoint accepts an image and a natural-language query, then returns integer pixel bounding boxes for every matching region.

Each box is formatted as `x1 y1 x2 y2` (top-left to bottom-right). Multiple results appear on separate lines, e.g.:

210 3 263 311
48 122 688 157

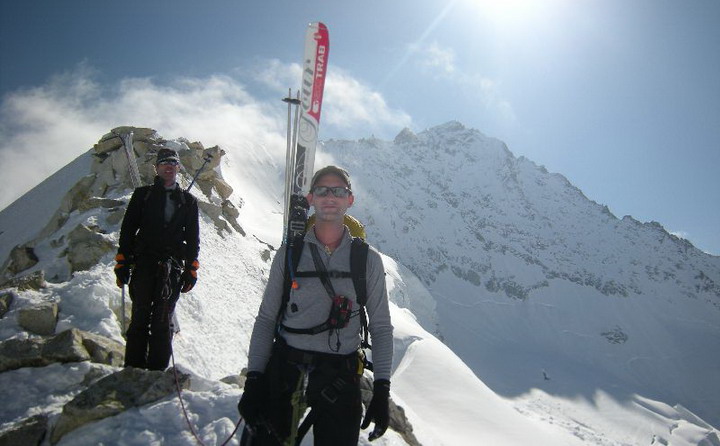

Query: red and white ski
284 22 330 243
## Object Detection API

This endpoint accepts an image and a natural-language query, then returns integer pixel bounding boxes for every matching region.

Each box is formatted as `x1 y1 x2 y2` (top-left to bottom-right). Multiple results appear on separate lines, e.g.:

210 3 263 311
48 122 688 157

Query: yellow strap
357 350 366 375
286 368 309 446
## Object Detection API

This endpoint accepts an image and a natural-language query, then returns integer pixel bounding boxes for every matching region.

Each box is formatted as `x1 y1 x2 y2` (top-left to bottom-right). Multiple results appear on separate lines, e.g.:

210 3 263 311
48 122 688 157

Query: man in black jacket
114 148 200 370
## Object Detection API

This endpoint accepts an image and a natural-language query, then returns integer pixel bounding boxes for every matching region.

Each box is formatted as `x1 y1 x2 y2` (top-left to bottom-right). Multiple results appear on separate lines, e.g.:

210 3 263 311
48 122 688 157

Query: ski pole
186 153 214 192
283 90 301 234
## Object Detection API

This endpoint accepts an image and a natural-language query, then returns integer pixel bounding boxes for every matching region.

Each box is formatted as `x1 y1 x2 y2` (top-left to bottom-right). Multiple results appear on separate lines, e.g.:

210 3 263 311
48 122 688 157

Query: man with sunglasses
240 165 393 445
114 148 200 370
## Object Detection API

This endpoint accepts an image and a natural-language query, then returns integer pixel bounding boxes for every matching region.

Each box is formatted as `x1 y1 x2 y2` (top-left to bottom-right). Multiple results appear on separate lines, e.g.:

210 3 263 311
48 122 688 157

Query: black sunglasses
311 186 351 198
158 160 179 166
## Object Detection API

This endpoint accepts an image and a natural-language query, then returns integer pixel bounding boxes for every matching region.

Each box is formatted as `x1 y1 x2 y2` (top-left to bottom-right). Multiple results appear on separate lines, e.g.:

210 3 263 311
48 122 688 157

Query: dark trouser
245 341 363 446
124 257 182 370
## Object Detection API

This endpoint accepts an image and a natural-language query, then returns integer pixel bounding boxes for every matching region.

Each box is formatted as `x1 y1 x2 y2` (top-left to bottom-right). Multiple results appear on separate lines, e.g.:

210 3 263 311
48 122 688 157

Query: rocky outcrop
18 301 59 335
50 367 190 444
0 126 243 286
0 414 48 446
0 328 124 373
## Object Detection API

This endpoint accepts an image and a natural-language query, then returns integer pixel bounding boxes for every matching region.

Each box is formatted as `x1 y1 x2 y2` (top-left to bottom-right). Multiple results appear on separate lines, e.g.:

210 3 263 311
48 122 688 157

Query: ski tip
309 21 328 31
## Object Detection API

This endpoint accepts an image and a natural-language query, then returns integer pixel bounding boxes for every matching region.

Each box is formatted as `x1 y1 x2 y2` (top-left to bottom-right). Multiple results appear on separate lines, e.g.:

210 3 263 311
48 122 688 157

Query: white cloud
243 58 302 93
420 41 457 75
416 41 516 124
246 60 412 139
0 61 412 210
323 68 412 137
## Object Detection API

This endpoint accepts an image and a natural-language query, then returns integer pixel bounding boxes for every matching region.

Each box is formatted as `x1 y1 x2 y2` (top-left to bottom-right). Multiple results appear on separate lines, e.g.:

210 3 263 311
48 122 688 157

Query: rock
0 291 14 318
76 197 125 213
0 414 48 446
51 367 190 444
198 201 231 234
105 208 125 226
0 337 54 372
222 201 245 236
92 135 123 155
0 328 123 373
1 244 39 277
80 331 124 367
214 178 234 201
220 374 246 388
0 270 46 291
18 302 59 335
110 126 156 141
187 141 205 151
66 224 115 273
42 329 92 364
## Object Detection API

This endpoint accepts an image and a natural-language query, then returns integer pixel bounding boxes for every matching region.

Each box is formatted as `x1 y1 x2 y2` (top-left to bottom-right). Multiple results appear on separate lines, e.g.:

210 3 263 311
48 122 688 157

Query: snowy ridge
0 125 718 445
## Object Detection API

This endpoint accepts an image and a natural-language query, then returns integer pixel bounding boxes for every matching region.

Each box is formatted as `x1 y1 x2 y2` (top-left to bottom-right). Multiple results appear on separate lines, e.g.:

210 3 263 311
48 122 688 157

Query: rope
170 347 243 446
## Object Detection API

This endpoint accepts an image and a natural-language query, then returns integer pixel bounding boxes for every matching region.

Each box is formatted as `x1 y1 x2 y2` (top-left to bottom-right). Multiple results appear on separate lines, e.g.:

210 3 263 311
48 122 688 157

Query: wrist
373 379 390 395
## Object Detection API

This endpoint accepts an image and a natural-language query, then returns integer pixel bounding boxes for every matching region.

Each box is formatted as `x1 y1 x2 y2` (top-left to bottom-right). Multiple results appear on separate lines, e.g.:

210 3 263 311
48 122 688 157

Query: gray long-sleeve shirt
247 228 394 381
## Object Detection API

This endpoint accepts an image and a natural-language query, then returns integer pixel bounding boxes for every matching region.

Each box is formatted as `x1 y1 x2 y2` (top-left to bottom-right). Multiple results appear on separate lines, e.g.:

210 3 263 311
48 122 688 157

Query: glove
181 259 199 293
238 371 266 428
361 379 390 441
114 253 132 287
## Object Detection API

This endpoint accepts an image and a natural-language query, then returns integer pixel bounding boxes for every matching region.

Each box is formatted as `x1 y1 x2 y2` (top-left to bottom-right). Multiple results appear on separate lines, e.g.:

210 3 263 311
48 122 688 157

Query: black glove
181 259 199 293
238 371 266 428
361 379 390 441
114 253 132 287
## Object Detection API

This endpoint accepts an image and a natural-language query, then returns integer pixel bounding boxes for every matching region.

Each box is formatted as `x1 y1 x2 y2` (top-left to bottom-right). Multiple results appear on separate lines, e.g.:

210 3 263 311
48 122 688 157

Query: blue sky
1 0 719 255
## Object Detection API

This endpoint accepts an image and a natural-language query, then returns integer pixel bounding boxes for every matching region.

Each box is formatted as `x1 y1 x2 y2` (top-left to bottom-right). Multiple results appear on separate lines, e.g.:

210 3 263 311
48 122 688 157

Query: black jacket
118 176 200 266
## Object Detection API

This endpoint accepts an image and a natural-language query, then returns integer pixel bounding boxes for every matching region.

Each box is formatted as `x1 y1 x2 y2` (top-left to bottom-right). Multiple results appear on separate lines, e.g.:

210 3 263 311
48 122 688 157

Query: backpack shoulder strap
276 238 304 329
179 189 190 205
350 237 372 350
350 237 369 305
141 185 153 204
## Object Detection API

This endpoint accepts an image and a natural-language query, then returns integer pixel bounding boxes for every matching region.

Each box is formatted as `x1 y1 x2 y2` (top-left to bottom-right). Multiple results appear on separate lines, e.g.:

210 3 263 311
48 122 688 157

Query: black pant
124 257 182 370
245 342 363 446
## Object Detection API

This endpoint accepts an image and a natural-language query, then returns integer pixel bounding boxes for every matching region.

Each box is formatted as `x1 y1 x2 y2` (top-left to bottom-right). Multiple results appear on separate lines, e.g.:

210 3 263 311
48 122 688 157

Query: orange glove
181 259 199 293
114 253 132 287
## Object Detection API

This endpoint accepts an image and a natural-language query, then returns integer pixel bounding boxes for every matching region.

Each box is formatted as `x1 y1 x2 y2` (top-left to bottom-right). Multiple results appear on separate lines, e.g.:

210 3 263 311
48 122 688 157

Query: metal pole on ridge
186 153 214 193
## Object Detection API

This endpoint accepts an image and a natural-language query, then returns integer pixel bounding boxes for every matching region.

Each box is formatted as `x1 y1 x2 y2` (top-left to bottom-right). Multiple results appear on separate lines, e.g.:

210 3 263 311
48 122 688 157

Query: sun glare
461 0 560 27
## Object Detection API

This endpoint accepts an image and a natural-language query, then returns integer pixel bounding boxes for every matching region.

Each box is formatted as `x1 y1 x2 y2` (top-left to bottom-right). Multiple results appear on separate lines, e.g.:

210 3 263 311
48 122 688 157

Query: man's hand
114 253 132 287
181 259 199 293
238 371 266 428
361 379 390 441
